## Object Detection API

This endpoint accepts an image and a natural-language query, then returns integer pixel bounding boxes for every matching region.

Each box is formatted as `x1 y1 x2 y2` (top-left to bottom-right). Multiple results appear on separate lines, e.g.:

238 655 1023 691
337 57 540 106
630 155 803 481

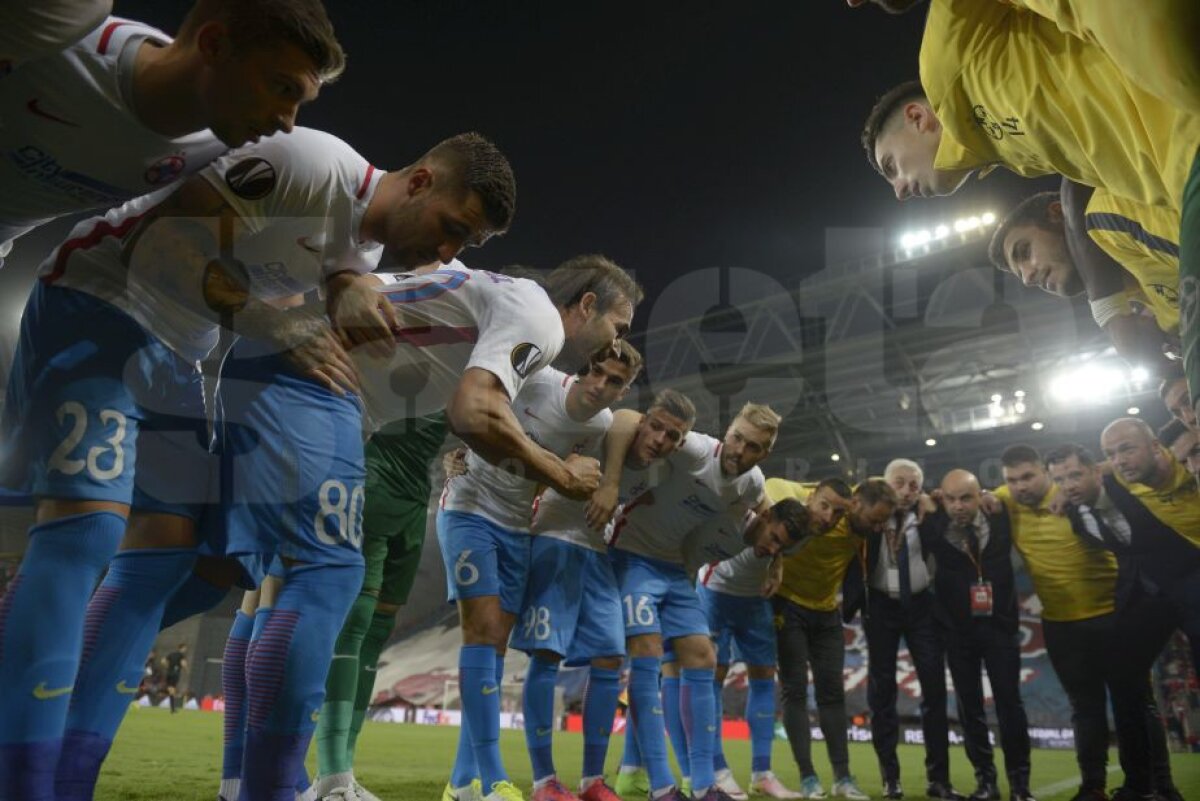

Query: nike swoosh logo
651 706 663 715
536 727 552 736
523 407 544 421
481 685 499 696
116 680 139 695
32 681 72 700
296 236 322 255
26 98 80 127
706 725 717 732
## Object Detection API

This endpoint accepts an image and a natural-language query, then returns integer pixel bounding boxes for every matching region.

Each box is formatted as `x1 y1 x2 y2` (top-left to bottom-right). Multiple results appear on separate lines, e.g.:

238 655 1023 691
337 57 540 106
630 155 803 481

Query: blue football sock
661 676 690 781
629 656 673 792
241 563 361 801
747 679 776 774
582 666 621 780
57 547 196 800
0 512 124 801
681 667 716 793
450 711 478 789
222 611 254 781
523 655 559 781
620 698 642 769
712 679 729 773
160 571 229 629
460 644 506 791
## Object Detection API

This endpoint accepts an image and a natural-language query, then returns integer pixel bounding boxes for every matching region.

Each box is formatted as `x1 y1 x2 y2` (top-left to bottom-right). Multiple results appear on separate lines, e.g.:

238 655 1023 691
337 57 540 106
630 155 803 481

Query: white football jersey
40 127 384 363
698 542 771 599
359 266 564 426
532 455 673 553
610 432 765 566
0 17 226 250
440 368 609 532
683 508 756 576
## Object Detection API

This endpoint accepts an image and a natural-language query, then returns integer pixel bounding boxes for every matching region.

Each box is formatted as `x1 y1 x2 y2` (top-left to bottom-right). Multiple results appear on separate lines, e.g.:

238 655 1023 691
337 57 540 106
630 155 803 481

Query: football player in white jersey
605 404 782 801
0 0 342 261
0 128 513 800
696 509 816 801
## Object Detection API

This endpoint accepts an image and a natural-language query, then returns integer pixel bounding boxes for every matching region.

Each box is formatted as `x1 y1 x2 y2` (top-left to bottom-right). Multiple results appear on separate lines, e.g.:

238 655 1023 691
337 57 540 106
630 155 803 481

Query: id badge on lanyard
970 580 993 617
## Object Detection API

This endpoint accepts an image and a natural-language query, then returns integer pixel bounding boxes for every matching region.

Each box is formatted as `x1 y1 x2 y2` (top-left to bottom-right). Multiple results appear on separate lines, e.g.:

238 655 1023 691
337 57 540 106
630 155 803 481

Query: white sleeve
200 130 363 237
741 468 766 508
0 1 111 65
468 300 563 401
670 431 715 471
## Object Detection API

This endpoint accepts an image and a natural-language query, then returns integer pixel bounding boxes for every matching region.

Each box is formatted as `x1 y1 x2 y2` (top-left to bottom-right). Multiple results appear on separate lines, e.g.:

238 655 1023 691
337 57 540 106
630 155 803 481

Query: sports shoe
795 775 826 800
614 770 650 799
353 782 383 801
1067 791 1108 801
693 788 739 801
579 780 623 801
485 781 527 801
749 772 802 799
532 779 582 801
682 780 692 798
297 786 320 801
319 786 362 801
829 777 870 801
926 782 966 801
444 781 486 801
715 769 749 801
882 780 903 800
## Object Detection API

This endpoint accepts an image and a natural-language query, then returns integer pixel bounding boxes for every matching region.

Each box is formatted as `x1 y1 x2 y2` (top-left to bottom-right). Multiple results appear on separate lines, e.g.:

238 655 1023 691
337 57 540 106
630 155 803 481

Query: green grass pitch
98 708 1198 800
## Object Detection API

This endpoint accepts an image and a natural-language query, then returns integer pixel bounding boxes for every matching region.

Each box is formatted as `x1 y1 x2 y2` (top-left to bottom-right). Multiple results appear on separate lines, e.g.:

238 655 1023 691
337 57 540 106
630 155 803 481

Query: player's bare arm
448 367 602 501
585 407 642 529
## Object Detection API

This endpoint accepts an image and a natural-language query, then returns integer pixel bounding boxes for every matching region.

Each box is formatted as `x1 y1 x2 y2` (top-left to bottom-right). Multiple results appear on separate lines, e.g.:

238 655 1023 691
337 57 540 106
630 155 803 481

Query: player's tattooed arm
449 368 602 500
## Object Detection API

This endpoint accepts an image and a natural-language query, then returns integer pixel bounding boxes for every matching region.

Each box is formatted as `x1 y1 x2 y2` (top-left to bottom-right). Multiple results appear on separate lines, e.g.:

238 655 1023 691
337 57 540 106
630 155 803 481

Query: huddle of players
0 3 648 801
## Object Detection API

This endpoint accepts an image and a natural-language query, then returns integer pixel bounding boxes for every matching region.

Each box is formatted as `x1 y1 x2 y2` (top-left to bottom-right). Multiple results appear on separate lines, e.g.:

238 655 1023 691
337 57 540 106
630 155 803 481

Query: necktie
896 519 912 607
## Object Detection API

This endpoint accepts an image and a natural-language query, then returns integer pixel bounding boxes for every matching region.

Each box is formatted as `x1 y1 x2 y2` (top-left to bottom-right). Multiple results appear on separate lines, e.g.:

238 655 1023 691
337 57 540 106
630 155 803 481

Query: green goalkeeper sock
315 592 377 776
346 610 395 762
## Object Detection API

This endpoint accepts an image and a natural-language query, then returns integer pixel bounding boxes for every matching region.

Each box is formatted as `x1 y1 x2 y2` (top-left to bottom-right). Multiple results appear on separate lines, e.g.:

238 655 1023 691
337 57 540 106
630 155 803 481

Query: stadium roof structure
624 224 1166 487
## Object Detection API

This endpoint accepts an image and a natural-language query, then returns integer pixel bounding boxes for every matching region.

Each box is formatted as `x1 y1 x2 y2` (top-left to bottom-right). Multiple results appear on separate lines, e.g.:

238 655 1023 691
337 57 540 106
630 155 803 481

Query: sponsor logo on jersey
225 157 276 200
144 154 187 185
26 98 81 127
510 342 543 378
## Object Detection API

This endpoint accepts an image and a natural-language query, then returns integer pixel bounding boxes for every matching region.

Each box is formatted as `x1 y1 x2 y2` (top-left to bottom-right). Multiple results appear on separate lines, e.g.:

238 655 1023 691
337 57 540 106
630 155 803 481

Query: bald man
918 471 1034 801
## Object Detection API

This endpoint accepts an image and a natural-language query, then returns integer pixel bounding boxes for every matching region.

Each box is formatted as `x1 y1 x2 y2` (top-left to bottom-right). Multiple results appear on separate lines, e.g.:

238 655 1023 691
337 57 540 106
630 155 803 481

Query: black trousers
941 621 1031 792
865 589 949 784
774 598 851 780
1043 596 1176 794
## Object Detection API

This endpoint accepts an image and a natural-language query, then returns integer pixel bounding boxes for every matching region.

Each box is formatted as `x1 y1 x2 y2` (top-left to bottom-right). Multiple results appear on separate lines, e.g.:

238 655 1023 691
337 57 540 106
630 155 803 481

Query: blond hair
736 402 781 438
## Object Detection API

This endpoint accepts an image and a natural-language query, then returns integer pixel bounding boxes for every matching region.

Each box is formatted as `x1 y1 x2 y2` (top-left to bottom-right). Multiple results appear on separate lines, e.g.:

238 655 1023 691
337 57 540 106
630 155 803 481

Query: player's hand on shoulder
916 492 937 522
443 447 469 479
980 490 1002 515
1047 492 1070 517
560 453 602 501
585 482 620 531
276 313 362 396
327 271 398 357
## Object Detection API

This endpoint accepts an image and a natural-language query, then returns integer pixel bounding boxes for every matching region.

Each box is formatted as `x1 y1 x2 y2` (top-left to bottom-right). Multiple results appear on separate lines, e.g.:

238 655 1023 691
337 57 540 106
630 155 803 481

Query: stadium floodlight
831 453 841 462
1031 421 1045 431
925 437 937 447
1014 389 1026 398
981 211 997 225
953 218 972 233
1014 401 1026 414
1049 362 1126 404
933 224 950 239
1127 406 1140 415
988 404 1004 418
1130 366 1149 384
990 393 1002 403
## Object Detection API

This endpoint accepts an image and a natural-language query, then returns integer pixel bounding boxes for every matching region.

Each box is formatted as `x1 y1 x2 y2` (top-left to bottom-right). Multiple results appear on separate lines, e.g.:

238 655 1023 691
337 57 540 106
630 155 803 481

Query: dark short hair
1158 366 1186 402
647 388 696 427
1158 418 1192 449
988 192 1061 272
854 478 898 508
1044 442 1096 469
815 477 852 500
593 339 644 378
542 254 644 314
861 79 926 175
1001 444 1043 468
768 498 811 543
425 133 517 233
181 0 346 82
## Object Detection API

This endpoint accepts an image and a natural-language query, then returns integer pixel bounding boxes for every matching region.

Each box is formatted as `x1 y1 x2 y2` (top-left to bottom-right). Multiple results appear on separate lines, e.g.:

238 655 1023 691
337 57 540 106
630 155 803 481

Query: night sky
0 1 1057 342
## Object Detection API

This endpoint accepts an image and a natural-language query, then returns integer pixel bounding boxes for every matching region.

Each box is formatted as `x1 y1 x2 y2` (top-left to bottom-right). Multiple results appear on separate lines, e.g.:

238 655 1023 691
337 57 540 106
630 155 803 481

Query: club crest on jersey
225 157 276 200
510 342 543 378
145 154 186 185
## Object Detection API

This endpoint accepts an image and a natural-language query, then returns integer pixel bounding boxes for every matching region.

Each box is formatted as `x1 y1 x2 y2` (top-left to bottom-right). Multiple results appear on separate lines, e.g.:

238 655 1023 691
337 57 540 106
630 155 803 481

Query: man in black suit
843 459 965 801
1045 440 1189 801
918 470 1034 801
